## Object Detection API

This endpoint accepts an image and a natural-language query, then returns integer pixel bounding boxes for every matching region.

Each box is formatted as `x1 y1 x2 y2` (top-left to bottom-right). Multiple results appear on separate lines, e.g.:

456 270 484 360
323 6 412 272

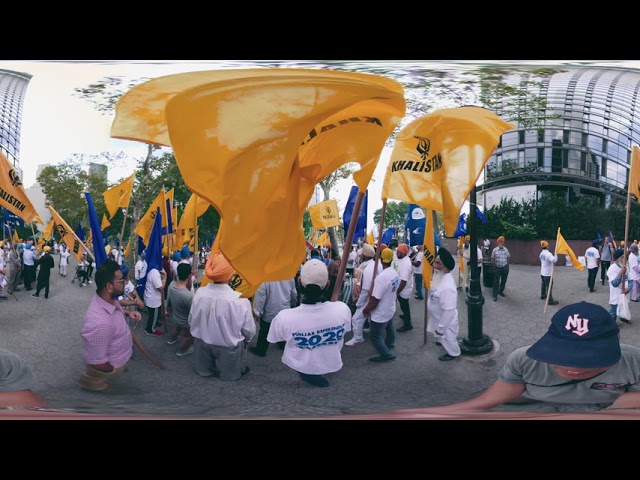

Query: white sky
3 60 640 236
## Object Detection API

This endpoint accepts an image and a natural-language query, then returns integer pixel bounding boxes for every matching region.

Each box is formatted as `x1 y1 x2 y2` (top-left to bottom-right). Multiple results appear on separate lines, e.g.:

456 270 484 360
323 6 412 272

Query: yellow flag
629 145 640 200
556 230 584 271
0 151 39 223
134 187 174 247
12 229 19 243
101 214 111 230
42 219 55 241
457 237 465 273
315 231 330 247
111 68 405 287
366 230 375 246
308 199 341 229
48 206 85 262
381 107 515 237
37 235 44 250
422 210 435 289
33 214 44 226
124 239 131 257
177 193 210 232
103 173 135 218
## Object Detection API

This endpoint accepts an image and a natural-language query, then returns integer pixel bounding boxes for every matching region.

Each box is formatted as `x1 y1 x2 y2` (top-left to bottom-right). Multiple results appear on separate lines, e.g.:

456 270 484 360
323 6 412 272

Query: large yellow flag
103 173 135 218
48 206 85 262
42 219 55 241
134 187 174 247
111 68 405 287
381 107 515 237
629 145 640 200
309 199 341 229
422 210 435 289
556 229 584 271
175 193 210 250
101 214 111 231
0 151 39 223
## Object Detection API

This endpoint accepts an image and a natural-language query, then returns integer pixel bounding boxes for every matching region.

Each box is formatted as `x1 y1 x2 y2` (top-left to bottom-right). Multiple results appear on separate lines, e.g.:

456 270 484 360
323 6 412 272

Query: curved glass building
0 68 31 176
481 67 640 209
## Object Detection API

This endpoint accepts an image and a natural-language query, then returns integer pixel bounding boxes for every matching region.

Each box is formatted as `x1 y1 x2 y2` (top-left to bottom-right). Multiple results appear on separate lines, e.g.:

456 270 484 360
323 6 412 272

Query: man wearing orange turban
189 251 255 380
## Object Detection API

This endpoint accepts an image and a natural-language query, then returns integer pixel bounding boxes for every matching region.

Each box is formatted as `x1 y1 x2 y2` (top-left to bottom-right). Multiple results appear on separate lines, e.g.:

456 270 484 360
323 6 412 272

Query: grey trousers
194 338 245 381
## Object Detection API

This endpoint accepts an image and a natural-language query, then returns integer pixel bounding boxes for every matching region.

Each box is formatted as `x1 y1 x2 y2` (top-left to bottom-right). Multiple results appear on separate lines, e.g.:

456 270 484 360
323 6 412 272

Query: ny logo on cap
565 314 589 336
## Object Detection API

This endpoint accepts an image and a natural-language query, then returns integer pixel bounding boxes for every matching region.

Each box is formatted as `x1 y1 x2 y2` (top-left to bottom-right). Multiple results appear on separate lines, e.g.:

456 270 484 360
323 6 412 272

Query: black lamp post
459 185 494 355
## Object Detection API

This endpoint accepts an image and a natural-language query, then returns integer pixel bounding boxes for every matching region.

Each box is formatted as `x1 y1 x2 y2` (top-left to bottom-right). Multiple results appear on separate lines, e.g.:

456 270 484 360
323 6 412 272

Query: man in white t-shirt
59 246 71 277
539 240 558 305
395 243 414 332
144 264 166 336
585 240 601 293
346 243 381 346
363 248 399 362
411 245 425 299
268 259 351 388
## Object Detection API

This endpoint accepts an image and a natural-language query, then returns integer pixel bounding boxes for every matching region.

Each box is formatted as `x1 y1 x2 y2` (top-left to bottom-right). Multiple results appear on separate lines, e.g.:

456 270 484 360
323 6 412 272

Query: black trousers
601 261 610 283
493 265 509 297
23 265 36 290
540 275 554 301
588 266 599 290
397 297 412 327
35 273 51 298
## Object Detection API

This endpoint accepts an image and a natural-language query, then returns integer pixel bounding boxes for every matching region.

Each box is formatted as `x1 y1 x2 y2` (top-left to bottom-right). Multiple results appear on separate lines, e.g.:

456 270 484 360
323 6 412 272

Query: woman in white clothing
59 246 71 277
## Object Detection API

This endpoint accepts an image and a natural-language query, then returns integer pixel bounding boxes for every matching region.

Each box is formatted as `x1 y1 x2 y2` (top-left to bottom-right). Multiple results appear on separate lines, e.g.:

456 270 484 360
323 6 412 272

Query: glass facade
0 69 31 175
481 67 640 207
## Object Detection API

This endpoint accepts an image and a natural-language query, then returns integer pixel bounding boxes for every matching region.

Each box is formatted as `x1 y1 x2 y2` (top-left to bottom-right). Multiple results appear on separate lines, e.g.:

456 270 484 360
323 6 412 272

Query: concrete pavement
0 259 637 418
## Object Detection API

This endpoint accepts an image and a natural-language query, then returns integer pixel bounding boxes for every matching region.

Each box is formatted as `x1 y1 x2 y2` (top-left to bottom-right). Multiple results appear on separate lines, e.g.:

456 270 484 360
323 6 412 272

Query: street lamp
460 185 494 355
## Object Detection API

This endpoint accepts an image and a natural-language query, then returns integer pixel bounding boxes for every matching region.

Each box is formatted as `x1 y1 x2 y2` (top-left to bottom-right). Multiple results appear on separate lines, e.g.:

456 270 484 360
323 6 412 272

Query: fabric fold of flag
381 106 515 237
103 173 135 218
48 206 84 262
101 214 111 231
422 210 435 289
135 187 174 248
0 151 39 223
42 219 55 242
342 186 368 242
556 230 584 271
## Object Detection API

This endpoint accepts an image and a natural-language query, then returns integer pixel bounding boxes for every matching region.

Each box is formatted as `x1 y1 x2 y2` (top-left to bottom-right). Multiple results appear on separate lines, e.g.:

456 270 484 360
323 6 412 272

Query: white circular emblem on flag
411 207 426 220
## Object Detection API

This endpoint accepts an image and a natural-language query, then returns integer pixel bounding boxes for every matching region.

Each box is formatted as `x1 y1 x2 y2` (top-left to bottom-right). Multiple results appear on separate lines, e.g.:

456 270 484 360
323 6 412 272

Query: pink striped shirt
81 294 133 369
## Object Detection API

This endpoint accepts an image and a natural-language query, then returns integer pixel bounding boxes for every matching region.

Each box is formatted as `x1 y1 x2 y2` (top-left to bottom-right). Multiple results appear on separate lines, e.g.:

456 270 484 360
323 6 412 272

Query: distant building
25 163 52 229
481 67 640 209
0 68 31 179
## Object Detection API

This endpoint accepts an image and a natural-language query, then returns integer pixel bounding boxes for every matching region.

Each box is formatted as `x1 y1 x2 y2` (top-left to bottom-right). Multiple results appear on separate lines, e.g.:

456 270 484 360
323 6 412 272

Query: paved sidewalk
0 261 636 418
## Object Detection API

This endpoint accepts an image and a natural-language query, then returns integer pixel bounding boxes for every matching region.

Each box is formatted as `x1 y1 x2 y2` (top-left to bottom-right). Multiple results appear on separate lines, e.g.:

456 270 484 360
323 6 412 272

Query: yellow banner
308 199 341 229
101 214 111 230
103 173 135 218
111 68 405 287
422 210 435 289
315 231 330 247
366 230 375 246
556 230 584 271
134 187 174 248
42 219 55 241
630 145 640 200
48 206 84 263
381 107 515 237
0 151 39 223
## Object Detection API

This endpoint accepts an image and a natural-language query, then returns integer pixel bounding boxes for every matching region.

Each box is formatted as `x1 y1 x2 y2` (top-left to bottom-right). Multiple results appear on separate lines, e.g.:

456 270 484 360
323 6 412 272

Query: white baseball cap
300 259 329 287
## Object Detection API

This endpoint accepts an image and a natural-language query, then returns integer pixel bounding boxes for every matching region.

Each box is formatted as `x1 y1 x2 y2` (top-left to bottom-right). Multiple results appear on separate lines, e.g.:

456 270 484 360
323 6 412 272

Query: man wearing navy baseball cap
419 301 640 413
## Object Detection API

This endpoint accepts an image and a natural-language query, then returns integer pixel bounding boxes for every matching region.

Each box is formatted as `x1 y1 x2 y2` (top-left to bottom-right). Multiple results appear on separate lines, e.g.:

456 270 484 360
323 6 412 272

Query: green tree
373 201 410 239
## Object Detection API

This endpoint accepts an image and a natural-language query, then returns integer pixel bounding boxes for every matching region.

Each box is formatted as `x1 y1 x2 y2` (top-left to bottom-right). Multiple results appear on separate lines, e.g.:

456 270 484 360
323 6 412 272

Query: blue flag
137 235 146 255
76 223 85 242
2 208 24 229
85 193 108 269
166 198 174 234
342 186 367 242
405 204 426 246
596 231 603 242
453 213 467 237
136 208 163 298
381 227 396 245
476 206 487 225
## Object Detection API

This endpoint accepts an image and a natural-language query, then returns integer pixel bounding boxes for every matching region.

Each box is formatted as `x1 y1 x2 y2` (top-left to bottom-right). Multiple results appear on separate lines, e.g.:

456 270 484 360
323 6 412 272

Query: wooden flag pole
369 198 389 297
331 190 364 302
118 207 128 256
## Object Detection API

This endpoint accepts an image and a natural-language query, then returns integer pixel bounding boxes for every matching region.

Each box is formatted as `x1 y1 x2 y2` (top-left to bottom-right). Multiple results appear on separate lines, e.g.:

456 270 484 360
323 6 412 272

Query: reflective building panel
0 68 31 178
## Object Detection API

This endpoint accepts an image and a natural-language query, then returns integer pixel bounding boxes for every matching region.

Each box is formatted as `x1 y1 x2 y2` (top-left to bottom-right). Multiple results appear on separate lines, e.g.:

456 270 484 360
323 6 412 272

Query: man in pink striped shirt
79 260 142 392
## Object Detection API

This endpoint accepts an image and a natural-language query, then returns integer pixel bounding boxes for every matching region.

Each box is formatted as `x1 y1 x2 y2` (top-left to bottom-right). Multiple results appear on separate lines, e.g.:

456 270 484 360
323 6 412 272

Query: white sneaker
345 338 364 346
176 345 195 357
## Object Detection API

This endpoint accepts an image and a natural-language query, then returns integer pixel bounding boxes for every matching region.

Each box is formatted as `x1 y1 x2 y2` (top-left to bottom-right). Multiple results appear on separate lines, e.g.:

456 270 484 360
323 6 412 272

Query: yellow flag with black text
135 187 174 248
381 107 515 237
103 173 135 218
0 151 39 223
111 68 405 287
48 206 84 262
309 199 341 229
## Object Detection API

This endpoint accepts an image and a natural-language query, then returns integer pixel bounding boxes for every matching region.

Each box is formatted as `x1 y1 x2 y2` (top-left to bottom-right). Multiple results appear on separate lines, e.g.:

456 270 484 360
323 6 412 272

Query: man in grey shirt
166 263 195 356
600 237 614 285
250 278 298 357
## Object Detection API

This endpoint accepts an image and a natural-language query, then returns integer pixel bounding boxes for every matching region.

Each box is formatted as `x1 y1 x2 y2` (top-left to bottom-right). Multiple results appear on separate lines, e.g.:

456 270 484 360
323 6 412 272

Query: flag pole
423 209 437 346
544 228 561 314
368 198 388 297
118 207 128 256
624 183 632 273
330 190 364 302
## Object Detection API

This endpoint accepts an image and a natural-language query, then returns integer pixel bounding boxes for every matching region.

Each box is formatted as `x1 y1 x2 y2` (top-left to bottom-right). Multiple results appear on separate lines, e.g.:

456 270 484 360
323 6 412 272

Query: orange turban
205 251 234 283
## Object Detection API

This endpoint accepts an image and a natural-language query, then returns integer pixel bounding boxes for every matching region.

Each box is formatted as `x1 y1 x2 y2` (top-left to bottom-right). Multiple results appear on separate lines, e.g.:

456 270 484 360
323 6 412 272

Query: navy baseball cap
526 301 621 368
